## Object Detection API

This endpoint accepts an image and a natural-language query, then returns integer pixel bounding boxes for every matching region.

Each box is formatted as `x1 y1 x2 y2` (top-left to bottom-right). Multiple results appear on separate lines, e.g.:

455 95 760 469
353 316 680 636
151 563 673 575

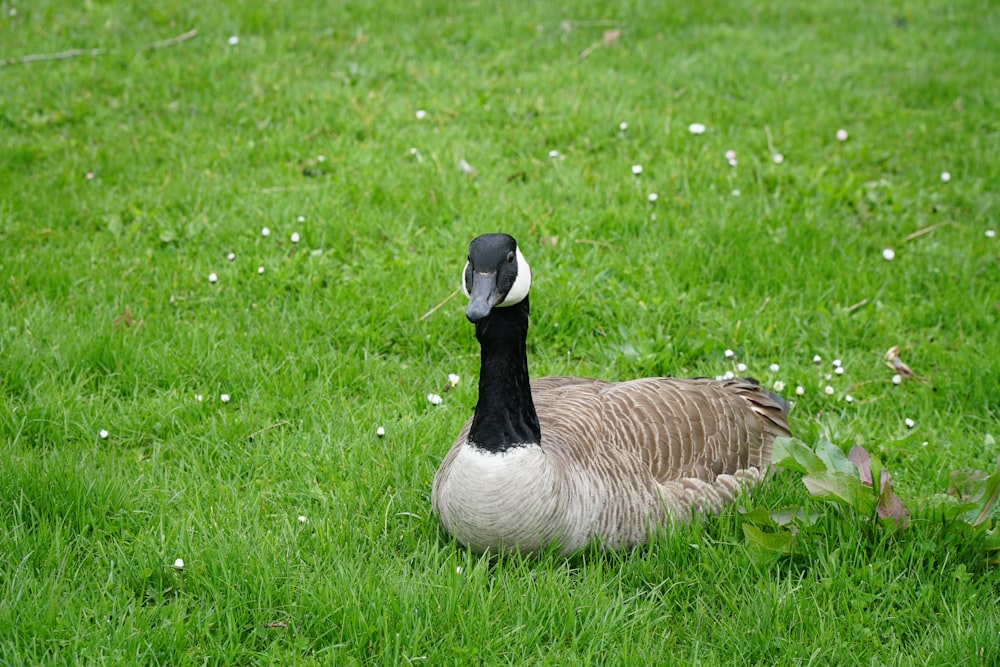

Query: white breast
432 443 569 553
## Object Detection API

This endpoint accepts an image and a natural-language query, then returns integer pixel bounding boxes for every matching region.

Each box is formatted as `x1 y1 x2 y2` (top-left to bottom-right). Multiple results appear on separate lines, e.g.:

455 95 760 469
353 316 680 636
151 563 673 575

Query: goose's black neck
468 296 541 453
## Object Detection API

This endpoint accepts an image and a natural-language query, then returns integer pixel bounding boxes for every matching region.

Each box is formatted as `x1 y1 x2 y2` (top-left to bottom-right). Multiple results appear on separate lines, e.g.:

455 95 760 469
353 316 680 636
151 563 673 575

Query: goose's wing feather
600 377 788 482
533 376 789 483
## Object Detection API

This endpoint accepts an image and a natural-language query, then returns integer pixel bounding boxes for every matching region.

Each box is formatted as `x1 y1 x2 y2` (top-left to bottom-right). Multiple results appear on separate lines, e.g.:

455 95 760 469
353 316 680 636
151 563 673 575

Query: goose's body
431 234 791 555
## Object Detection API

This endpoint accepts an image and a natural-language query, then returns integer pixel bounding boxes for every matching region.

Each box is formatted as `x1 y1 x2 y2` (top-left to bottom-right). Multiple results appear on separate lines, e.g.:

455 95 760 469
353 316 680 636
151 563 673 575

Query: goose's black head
462 234 531 322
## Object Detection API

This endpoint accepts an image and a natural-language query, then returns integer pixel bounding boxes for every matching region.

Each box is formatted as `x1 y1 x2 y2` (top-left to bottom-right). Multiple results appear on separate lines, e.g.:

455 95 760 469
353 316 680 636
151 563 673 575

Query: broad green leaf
948 468 989 500
771 437 826 475
984 525 1000 553
803 471 877 514
739 505 778 528
815 439 858 477
769 507 820 527
742 523 797 555
944 468 1000 526
914 494 978 523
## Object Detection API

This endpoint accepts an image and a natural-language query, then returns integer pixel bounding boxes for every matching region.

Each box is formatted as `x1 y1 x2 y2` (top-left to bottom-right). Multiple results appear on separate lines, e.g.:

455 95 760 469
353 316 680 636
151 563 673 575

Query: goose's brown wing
598 377 789 483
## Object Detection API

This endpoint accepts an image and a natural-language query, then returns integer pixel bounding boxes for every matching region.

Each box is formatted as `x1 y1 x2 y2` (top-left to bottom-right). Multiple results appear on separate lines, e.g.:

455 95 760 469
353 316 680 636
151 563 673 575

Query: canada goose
431 233 791 555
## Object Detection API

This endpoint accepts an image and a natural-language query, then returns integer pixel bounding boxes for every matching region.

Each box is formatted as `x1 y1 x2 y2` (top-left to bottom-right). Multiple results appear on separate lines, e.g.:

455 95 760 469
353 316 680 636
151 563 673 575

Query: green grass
2 0 999 663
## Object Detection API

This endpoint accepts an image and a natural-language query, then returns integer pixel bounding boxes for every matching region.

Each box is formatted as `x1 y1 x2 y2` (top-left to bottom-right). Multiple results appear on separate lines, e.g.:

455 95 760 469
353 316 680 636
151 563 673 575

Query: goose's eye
507 251 515 264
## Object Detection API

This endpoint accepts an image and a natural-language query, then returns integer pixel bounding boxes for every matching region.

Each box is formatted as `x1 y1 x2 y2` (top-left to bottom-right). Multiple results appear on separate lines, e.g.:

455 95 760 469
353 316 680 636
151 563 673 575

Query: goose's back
531 375 788 486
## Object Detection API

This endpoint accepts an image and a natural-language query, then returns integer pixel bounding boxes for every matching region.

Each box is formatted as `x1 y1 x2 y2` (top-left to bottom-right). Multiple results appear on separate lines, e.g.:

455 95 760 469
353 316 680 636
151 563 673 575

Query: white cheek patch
498 247 531 307
460 261 471 298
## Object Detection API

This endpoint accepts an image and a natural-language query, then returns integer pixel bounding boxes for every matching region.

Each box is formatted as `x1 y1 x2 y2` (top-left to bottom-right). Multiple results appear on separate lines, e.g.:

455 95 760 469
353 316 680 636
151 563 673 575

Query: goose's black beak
466 271 500 322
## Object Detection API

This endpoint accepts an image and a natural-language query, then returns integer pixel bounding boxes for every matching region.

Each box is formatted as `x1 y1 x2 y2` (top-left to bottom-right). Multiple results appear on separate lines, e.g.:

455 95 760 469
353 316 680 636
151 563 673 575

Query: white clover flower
376 426 386 437
227 36 239 46
772 153 784 164
208 272 218 283
619 121 628 131
905 418 915 429
836 129 849 141
986 230 996 238
688 123 706 135
220 393 231 403
813 354 822 364
548 150 561 159
448 373 461 387
297 515 307 524
845 394 854 403
773 380 785 392
227 252 236 262
99 429 109 439
824 386 835 395
832 359 842 368
731 189 741 197
458 159 476 175
261 226 271 237
723 370 735 380
725 150 736 160
728 158 738 168
647 193 658 202
290 232 301 244
940 171 951 183
415 109 427 120
724 349 735 359
795 385 805 396
835 366 845 375
195 394 204 402
257 266 265 275
769 363 780 373
631 164 643 175
173 558 185 569
296 215 305 223
882 248 895 261
427 393 443 405
86 172 95 180
892 374 902 385
737 363 748 373
317 155 326 162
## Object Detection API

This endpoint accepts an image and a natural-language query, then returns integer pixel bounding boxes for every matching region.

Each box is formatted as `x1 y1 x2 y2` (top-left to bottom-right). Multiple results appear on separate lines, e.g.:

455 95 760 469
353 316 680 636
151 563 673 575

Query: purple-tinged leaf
972 470 1000 527
848 445 874 487
876 473 910 530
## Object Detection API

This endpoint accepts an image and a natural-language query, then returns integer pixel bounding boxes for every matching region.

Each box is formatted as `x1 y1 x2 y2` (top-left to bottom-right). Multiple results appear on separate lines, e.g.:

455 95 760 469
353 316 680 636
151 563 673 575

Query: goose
431 233 791 555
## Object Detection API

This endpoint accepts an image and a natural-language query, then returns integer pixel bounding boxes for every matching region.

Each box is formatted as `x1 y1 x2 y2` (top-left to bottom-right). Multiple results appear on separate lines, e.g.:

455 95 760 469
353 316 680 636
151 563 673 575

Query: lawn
1 0 998 664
